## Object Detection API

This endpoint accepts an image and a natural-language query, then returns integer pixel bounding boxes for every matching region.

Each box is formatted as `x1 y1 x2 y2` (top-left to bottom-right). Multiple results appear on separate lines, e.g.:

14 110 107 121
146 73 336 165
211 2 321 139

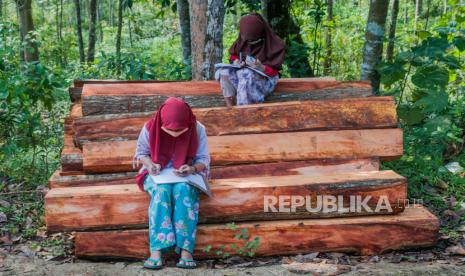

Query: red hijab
229 12 285 70
135 97 199 191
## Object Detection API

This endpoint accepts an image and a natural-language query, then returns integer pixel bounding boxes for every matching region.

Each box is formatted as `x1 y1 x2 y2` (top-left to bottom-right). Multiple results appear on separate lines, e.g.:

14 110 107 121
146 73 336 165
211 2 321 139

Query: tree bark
189 0 208 80
361 0 390 94
16 0 39 62
176 0 191 65
87 0 97 63
203 0 225 80
386 0 399 62
323 0 334 75
116 0 123 73
262 0 314 77
74 0 86 63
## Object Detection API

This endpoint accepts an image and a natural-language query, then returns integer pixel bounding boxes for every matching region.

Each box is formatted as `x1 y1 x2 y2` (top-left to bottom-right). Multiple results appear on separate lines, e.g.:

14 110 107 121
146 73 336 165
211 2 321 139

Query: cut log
70 80 178 102
81 80 371 115
49 158 379 188
61 134 83 172
45 170 406 232
74 97 397 146
74 206 438 259
49 170 136 188
64 102 82 133
82 128 403 173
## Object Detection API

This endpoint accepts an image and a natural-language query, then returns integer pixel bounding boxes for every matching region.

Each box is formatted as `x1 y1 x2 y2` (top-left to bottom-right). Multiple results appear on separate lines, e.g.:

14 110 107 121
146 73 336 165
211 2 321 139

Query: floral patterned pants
144 176 200 254
217 68 279 105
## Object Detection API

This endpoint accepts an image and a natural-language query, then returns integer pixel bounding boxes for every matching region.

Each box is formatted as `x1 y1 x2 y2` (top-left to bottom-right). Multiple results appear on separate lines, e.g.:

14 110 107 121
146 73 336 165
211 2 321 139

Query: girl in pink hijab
133 97 210 269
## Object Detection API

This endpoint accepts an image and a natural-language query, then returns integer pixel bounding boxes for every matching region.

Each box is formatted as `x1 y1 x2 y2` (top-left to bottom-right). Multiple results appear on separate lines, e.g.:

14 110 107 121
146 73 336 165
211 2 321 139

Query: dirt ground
1 250 464 276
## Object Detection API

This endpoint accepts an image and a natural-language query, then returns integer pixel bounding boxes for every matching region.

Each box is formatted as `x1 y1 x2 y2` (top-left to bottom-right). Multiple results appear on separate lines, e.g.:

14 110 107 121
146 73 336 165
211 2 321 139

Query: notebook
149 168 212 197
215 63 271 79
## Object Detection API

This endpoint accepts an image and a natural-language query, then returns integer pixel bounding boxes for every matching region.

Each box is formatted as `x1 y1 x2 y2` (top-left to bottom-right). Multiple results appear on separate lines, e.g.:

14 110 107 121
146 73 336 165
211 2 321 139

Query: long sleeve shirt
133 121 211 177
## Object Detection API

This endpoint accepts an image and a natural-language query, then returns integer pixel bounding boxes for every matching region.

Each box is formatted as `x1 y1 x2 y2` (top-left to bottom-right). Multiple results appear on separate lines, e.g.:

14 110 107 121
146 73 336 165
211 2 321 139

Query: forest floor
1 244 465 275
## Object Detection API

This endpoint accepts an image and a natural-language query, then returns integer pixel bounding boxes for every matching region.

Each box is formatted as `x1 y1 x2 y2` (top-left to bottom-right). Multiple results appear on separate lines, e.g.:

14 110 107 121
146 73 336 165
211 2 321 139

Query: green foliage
203 222 261 258
379 2 465 235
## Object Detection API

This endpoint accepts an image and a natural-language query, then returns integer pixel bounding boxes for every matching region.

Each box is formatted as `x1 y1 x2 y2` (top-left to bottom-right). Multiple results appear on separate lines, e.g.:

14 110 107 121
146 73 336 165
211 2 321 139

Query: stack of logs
45 78 439 259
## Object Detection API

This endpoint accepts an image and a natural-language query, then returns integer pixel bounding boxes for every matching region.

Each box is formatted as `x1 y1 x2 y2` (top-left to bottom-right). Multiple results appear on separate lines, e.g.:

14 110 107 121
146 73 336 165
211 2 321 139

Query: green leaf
417 30 432 40
379 62 407 86
414 90 449 113
397 105 426 126
0 87 8 100
227 222 237 231
203 245 212 252
453 36 465 52
438 55 461 70
424 115 451 133
412 36 449 58
411 65 449 88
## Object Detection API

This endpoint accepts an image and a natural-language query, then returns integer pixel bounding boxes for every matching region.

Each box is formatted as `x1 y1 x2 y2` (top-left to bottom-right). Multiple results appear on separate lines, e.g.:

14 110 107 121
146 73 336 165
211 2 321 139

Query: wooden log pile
46 79 439 260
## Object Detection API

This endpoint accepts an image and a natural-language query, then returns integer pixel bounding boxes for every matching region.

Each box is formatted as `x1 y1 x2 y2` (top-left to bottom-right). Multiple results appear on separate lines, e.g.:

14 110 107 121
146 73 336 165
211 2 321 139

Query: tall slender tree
87 0 97 63
386 0 399 61
190 0 208 80
203 0 225 80
323 0 334 75
74 0 86 63
16 0 39 62
116 0 123 73
176 0 191 65
361 0 390 94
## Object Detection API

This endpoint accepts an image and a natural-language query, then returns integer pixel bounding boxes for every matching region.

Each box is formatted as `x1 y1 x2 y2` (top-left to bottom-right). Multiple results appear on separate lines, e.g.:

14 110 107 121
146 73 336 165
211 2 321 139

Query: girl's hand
246 58 265 72
174 164 195 177
233 58 246 68
147 162 161 175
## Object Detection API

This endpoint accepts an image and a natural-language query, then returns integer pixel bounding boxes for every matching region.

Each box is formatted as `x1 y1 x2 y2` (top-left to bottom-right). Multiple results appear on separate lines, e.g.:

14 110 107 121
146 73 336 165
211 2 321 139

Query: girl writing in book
133 97 210 269
217 12 285 107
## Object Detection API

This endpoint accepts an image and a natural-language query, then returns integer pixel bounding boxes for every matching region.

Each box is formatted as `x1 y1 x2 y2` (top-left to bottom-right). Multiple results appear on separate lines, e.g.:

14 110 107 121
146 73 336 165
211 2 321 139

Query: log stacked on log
46 79 438 260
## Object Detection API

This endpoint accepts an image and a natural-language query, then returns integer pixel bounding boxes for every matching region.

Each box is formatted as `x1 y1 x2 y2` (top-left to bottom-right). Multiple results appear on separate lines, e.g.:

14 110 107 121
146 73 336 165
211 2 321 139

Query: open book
150 168 212 197
215 63 271 79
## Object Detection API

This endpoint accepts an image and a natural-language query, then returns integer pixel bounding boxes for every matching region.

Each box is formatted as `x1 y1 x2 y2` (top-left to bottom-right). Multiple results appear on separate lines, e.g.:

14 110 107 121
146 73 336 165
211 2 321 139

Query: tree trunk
116 0 123 73
176 0 191 65
262 0 314 77
323 0 333 75
425 0 431 29
128 14 133 47
415 0 422 18
109 0 114 26
74 0 85 63
87 0 97 63
386 0 399 62
97 1 103 42
203 0 225 80
189 0 208 80
361 0 390 94
443 0 447 14
59 0 63 40
16 0 39 62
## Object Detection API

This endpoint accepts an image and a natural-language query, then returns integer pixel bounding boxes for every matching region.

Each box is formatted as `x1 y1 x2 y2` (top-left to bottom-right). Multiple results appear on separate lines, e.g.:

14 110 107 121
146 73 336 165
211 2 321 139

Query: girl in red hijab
133 97 210 269
216 12 285 106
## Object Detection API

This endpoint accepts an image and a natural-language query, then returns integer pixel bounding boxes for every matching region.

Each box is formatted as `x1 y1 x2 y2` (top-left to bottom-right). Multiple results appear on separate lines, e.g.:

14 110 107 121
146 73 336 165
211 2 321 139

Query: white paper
149 168 211 196
215 63 271 79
